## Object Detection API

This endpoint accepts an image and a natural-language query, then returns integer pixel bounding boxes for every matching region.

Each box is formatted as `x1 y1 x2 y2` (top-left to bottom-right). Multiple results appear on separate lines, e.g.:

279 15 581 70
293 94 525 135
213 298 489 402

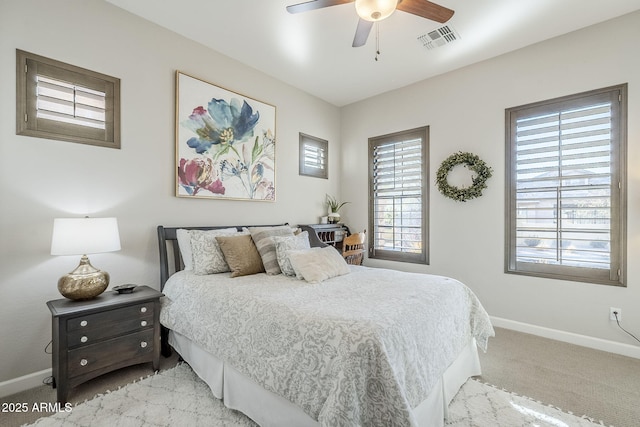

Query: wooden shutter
299 133 328 178
369 127 428 264
506 85 626 286
36 75 107 130
16 49 120 148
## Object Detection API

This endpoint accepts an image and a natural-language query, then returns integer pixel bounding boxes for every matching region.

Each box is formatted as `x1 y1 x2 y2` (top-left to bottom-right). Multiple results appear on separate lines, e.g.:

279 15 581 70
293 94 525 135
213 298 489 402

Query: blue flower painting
176 72 276 201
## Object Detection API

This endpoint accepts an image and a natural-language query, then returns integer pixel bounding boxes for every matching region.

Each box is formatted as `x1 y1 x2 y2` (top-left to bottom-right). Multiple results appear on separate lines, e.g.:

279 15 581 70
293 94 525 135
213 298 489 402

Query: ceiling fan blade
286 0 354 14
396 0 454 23
352 18 373 47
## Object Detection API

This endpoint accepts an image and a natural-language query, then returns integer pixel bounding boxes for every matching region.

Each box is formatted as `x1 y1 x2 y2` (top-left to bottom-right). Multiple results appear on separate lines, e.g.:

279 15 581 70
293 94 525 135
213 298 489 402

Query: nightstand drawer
67 329 155 378
67 315 153 348
67 302 154 332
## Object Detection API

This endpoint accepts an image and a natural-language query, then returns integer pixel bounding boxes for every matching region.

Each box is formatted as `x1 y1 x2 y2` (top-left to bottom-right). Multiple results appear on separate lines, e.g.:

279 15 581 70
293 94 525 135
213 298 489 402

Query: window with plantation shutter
36 76 107 129
299 133 328 178
369 127 428 264
16 49 120 149
505 85 627 286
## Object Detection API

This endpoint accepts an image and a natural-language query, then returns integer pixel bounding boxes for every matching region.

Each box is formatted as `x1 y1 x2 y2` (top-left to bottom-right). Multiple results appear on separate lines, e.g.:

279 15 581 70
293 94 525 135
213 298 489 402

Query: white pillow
288 246 350 283
176 228 237 270
273 231 310 277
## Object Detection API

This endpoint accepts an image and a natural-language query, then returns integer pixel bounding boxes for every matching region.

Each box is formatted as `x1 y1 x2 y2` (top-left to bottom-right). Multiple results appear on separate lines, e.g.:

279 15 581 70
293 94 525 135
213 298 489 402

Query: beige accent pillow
216 234 265 277
248 226 295 275
288 246 350 283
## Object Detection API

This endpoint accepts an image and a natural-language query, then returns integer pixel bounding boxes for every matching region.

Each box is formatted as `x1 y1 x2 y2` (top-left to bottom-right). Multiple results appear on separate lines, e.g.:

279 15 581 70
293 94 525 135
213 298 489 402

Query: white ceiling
105 0 640 106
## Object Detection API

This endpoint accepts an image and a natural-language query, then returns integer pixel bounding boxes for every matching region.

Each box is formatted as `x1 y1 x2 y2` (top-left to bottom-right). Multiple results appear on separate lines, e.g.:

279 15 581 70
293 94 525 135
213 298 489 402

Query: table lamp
51 217 121 300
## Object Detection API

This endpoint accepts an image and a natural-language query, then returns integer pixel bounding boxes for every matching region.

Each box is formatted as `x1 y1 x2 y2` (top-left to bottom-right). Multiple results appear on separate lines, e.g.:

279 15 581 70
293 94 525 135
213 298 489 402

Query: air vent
417 25 460 50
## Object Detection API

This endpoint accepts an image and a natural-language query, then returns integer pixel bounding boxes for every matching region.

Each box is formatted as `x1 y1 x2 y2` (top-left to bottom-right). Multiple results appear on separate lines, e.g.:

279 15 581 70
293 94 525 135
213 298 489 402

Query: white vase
328 212 340 224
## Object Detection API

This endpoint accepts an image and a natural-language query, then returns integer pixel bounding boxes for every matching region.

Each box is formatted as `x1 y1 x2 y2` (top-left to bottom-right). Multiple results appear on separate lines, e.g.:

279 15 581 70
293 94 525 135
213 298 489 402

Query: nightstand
46 285 163 403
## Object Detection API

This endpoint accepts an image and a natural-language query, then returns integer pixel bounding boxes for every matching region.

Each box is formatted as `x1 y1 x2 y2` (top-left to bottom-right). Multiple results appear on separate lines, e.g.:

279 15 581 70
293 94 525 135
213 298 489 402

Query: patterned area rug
27 363 609 427
445 378 610 427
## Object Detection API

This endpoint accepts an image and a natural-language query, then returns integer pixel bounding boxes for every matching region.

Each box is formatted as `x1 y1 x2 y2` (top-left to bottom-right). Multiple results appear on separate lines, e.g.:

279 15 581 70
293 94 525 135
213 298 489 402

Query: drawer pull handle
80 336 88 343
140 320 148 327
80 320 88 327
140 341 148 348
140 307 147 313
80 359 88 366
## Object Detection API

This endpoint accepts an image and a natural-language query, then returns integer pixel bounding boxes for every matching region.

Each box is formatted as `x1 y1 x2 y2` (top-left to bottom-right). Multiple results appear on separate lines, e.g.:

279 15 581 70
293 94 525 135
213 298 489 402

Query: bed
157 225 494 427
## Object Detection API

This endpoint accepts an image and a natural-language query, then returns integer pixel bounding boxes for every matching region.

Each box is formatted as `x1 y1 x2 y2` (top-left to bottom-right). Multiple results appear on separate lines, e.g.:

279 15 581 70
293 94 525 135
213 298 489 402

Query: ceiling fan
286 0 455 47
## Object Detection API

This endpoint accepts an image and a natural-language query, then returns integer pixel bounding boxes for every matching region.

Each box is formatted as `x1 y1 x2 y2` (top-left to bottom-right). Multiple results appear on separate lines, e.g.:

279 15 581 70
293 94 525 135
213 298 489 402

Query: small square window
16 49 121 149
299 133 328 179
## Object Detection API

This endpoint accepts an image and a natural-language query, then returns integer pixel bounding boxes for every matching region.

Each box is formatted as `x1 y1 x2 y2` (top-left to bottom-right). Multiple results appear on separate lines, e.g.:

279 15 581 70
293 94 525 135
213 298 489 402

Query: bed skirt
168 330 481 427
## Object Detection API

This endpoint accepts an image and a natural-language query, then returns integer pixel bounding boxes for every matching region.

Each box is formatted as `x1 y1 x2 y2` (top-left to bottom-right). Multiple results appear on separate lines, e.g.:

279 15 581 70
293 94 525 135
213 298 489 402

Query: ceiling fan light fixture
355 0 397 22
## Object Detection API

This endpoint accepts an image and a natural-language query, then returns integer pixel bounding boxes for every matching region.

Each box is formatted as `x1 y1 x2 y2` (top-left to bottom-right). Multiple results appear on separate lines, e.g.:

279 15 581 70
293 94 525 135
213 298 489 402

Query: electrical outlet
610 307 621 321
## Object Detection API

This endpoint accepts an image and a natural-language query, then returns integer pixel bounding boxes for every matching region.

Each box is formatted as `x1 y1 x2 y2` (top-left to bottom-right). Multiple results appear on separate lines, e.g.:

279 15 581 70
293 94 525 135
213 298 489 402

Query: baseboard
491 316 640 359
0 368 52 398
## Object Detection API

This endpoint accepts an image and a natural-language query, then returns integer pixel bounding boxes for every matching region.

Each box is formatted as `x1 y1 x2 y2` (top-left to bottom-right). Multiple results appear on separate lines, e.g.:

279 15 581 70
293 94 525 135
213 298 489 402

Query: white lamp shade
51 217 121 256
355 0 397 21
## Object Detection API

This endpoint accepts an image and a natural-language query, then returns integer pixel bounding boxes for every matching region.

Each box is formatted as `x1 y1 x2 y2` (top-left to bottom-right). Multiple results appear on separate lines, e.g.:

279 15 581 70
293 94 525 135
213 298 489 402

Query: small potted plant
326 194 349 224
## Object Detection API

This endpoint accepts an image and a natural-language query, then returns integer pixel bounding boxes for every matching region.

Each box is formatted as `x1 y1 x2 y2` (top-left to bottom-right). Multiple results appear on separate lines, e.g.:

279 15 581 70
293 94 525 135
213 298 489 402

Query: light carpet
25 363 611 427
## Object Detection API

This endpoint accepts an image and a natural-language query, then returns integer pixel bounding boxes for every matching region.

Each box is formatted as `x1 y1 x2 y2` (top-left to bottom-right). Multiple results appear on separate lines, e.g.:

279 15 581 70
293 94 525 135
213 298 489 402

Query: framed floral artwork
175 71 276 201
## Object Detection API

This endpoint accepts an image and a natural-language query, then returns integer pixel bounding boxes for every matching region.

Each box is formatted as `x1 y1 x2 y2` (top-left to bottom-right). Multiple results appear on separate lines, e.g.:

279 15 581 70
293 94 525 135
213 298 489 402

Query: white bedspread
160 266 494 427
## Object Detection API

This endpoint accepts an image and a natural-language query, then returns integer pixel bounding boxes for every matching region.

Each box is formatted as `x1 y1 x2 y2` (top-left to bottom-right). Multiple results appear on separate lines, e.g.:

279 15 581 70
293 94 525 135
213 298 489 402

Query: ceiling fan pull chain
375 22 380 61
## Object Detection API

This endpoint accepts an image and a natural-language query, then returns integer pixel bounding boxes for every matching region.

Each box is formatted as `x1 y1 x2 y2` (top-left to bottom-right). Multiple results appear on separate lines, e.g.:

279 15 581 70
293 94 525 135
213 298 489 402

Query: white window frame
16 49 121 149
505 84 627 286
299 133 328 179
368 126 429 264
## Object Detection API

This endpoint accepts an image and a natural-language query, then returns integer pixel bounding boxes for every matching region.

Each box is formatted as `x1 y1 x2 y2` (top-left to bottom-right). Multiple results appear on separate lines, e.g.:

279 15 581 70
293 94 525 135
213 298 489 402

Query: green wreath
436 152 493 202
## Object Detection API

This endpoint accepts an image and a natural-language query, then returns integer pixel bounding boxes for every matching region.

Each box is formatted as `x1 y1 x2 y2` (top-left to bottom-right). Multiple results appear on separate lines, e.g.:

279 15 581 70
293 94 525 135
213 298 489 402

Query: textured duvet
160 266 494 427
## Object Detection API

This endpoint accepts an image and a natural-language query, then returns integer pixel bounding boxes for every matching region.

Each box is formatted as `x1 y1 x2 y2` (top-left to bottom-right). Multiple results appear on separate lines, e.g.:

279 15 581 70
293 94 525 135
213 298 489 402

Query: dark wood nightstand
46 285 163 403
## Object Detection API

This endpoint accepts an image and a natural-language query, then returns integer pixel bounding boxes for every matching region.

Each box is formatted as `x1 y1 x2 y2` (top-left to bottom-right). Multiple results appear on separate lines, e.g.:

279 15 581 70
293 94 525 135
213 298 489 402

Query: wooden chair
342 229 366 265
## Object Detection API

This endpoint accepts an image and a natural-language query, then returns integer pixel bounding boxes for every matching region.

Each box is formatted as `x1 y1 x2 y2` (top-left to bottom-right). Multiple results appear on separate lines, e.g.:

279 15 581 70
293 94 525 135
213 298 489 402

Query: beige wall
1 0 639 393
0 0 342 386
341 11 640 354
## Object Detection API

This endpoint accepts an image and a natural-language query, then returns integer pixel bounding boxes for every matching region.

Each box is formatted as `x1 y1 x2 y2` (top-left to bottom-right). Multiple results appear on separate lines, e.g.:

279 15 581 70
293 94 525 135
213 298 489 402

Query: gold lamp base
58 255 110 300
